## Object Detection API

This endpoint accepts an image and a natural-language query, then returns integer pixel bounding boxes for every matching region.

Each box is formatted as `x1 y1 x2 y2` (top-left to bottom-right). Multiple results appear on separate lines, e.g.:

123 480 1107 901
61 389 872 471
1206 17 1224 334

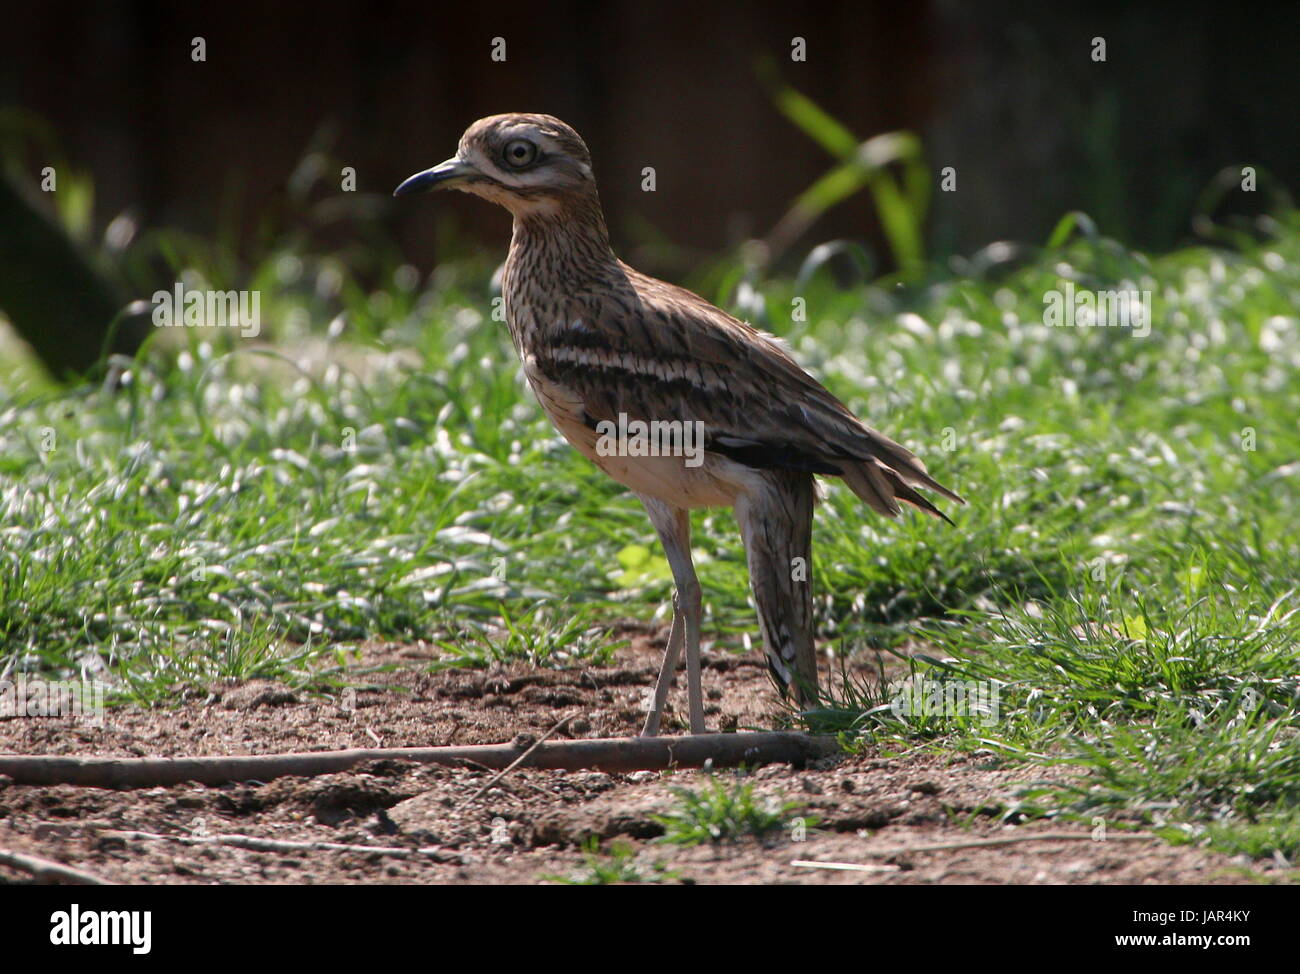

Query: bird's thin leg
680 573 705 734
636 495 706 736
640 600 683 737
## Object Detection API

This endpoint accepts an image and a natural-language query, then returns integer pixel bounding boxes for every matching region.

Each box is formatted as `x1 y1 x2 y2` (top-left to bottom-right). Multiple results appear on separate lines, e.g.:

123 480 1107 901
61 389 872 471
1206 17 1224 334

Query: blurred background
2 0 1298 375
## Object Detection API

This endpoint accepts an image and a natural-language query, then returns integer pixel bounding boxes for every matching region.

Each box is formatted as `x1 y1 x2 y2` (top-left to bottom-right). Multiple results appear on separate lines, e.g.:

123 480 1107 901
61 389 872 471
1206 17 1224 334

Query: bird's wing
530 265 963 517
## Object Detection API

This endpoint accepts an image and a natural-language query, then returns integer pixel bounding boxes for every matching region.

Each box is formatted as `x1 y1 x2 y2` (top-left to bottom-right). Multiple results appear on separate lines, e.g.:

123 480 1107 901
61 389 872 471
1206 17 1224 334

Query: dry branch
854 831 1158 854
789 859 900 873
98 829 454 861
0 732 839 789
465 713 576 804
792 831 1158 869
0 848 110 885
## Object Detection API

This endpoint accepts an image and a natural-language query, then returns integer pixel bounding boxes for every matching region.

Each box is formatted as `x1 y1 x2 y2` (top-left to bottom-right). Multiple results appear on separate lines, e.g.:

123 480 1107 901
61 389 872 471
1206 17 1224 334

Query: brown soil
0 634 1283 885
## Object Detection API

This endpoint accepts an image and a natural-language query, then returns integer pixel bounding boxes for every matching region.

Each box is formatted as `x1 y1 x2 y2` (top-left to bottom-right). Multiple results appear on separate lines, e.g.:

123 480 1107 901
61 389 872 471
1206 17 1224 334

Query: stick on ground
791 831 1158 869
0 732 840 789
851 832 1158 854
98 829 456 862
465 713 576 804
0 848 110 885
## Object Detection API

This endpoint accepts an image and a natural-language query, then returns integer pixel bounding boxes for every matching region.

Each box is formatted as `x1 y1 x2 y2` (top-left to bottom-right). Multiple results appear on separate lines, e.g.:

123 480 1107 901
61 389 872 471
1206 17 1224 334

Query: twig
0 848 110 885
98 829 454 861
454 758 550 800
790 859 899 873
0 732 839 788
465 713 576 804
801 831 1157 864
866 832 1157 854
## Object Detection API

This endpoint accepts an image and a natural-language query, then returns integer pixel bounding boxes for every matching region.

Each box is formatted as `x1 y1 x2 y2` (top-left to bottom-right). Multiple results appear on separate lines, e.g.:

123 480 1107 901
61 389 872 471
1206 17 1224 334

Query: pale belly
521 358 752 510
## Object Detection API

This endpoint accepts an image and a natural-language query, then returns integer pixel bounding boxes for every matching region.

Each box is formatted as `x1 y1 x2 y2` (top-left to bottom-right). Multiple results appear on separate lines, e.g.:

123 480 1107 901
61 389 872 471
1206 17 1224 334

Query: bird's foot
639 711 662 738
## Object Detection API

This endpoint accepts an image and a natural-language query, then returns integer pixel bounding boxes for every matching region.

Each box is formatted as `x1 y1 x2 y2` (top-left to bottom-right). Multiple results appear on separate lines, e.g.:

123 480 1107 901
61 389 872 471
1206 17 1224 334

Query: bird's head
394 113 597 218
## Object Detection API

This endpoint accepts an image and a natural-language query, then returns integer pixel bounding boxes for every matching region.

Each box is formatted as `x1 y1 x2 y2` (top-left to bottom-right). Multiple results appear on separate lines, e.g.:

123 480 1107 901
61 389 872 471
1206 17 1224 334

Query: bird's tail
840 453 963 525
734 469 819 707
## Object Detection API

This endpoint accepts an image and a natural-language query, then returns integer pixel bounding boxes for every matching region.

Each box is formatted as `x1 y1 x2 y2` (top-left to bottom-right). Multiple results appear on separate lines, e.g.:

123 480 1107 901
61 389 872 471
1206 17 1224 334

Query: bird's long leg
636 495 706 736
681 573 706 734
640 600 683 737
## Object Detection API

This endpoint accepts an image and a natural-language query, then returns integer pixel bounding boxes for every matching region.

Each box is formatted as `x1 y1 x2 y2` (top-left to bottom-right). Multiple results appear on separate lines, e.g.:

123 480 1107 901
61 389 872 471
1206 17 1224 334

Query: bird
395 113 963 737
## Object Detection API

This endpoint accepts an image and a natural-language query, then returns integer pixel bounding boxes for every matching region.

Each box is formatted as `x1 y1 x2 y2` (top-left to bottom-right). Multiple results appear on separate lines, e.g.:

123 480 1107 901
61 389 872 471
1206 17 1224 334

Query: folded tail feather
841 458 958 525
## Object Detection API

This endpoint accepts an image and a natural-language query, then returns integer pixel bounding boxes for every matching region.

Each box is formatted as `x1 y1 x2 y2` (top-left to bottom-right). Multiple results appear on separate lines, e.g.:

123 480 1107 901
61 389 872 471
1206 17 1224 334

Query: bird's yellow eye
502 139 538 169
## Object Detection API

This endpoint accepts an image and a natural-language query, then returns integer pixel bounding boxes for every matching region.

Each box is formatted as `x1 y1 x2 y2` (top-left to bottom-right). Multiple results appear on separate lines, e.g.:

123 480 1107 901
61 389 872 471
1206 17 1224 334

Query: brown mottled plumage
396 113 963 736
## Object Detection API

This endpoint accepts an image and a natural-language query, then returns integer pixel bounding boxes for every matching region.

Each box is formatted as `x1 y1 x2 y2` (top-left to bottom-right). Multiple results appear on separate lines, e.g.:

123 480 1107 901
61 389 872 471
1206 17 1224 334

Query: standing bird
396 114 962 737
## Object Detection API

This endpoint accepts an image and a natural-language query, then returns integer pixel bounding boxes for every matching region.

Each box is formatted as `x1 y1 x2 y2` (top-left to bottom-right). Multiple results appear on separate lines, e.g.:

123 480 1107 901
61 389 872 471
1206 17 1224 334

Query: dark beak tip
392 175 425 198
394 160 468 200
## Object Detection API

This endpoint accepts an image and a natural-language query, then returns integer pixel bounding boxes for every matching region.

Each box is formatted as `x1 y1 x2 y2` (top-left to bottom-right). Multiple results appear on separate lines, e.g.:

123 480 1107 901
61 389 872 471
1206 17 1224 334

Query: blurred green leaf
763 73 928 278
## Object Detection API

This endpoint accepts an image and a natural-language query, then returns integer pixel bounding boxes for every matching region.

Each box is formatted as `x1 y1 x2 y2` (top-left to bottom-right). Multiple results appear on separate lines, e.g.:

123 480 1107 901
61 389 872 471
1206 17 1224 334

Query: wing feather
531 262 964 512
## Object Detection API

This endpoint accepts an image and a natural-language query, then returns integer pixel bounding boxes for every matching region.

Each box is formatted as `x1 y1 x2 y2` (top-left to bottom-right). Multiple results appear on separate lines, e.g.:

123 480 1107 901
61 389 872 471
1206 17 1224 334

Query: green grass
1 201 1299 865
543 837 678 885
783 212 1300 862
653 774 809 846
1171 809 1300 864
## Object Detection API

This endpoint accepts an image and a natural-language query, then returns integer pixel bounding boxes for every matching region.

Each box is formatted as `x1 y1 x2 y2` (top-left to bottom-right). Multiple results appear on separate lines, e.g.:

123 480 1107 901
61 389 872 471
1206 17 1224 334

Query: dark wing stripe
706 438 843 475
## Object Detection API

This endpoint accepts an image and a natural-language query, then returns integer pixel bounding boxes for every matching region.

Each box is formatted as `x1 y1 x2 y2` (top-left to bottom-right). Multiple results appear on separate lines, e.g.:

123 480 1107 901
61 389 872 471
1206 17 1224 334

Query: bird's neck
506 193 617 278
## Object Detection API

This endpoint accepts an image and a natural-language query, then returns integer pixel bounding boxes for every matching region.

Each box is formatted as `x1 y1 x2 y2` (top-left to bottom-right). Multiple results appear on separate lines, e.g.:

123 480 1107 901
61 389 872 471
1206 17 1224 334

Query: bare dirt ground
0 633 1283 885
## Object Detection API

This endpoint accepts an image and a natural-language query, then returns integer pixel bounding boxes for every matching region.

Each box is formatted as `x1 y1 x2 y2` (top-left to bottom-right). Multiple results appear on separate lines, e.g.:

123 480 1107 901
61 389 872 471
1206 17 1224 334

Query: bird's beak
393 157 476 197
